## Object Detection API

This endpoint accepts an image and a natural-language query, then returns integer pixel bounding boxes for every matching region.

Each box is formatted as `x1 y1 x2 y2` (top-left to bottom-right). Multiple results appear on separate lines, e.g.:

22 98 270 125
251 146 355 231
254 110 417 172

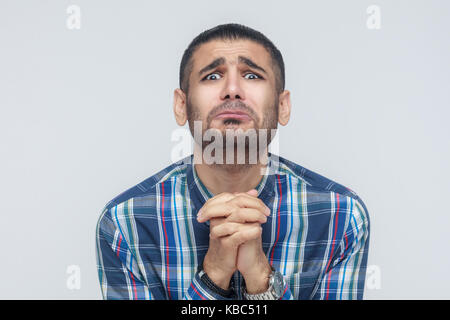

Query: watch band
197 264 234 298
242 265 284 300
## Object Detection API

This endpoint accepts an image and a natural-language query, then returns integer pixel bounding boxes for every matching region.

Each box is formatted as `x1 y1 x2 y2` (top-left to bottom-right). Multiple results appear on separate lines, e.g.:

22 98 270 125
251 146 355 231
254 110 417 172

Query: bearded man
96 23 370 300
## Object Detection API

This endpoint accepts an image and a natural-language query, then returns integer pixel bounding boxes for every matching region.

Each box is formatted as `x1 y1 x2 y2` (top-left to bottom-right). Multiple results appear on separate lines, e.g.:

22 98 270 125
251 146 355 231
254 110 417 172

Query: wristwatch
242 265 285 300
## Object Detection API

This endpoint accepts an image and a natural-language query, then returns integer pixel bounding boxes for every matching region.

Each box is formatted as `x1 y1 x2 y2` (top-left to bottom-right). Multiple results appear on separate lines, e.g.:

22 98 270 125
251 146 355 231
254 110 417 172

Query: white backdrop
1 0 449 299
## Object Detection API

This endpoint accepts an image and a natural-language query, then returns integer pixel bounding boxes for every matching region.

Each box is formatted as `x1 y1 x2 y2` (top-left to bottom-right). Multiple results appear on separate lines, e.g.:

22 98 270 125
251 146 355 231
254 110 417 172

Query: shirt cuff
184 269 236 300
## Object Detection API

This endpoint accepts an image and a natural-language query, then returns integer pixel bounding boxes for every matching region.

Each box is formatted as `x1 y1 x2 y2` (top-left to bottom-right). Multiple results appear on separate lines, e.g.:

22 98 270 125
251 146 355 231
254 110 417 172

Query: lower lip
215 113 252 121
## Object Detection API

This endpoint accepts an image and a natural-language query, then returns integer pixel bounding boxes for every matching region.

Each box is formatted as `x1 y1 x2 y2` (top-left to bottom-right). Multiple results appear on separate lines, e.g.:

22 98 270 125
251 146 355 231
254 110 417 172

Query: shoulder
106 155 190 209
275 154 364 197
273 153 370 224
96 155 192 230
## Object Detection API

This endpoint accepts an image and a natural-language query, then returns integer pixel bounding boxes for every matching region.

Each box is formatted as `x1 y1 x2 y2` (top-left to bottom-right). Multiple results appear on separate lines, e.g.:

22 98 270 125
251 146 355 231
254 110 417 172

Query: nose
220 68 245 101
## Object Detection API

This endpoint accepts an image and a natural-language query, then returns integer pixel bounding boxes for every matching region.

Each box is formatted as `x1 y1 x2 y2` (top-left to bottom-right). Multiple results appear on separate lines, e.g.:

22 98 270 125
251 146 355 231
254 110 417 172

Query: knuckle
250 224 262 235
222 224 231 235
226 196 238 205
233 210 244 222
260 214 268 223
250 222 260 228
229 231 242 245
226 206 240 222
232 195 245 203
250 226 262 238
228 204 238 215
229 223 238 233
221 192 235 201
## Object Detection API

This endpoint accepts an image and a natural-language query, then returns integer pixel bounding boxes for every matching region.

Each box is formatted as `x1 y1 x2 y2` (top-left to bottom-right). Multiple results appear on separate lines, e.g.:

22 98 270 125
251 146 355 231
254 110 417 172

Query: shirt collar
185 152 278 214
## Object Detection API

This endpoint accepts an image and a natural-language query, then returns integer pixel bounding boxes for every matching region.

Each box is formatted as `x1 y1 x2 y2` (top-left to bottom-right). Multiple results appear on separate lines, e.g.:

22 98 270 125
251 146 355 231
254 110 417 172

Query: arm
311 198 370 300
240 252 294 300
183 265 236 300
95 207 155 299
95 207 236 300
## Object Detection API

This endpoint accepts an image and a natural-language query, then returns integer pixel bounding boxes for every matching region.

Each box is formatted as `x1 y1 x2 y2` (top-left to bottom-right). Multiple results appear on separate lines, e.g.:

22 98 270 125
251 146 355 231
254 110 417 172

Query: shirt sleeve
95 207 155 299
95 207 236 300
183 272 236 300
311 197 370 300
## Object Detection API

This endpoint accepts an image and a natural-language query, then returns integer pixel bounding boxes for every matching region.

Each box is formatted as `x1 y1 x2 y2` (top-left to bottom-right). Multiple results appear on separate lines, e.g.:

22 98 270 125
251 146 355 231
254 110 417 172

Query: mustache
206 100 259 127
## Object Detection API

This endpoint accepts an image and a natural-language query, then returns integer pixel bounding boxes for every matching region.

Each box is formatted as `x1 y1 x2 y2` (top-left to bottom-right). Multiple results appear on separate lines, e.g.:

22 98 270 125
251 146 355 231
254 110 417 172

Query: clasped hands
197 189 273 294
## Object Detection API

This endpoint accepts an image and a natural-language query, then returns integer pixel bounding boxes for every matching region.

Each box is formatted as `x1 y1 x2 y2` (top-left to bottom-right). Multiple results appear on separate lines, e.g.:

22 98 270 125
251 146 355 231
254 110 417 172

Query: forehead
192 39 272 71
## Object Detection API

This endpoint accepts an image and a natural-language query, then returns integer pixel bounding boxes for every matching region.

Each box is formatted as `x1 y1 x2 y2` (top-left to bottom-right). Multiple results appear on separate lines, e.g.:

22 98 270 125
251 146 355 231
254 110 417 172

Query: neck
193 149 269 196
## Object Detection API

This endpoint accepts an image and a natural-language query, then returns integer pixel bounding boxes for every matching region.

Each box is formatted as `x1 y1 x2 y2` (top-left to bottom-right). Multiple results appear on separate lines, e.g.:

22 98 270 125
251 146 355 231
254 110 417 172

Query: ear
278 90 291 126
173 88 187 126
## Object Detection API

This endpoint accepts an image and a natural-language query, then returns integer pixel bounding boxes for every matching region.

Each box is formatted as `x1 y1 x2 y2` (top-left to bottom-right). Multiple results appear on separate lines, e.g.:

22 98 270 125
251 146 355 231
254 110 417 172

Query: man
95 23 370 300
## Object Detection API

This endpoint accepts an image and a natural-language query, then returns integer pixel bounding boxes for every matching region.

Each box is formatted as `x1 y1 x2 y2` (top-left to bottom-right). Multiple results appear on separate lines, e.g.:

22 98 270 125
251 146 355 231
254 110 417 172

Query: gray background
1 0 449 299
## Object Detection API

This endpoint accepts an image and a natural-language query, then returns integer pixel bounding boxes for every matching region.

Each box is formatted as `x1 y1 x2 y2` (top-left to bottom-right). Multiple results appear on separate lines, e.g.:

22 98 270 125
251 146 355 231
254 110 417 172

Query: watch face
272 272 284 297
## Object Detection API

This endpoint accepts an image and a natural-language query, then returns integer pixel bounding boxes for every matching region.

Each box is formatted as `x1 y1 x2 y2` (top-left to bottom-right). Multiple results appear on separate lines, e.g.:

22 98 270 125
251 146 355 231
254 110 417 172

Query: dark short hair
179 23 285 95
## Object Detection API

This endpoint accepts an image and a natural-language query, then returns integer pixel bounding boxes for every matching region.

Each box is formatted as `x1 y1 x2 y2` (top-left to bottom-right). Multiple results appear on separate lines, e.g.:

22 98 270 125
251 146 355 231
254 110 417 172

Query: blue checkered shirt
95 153 370 299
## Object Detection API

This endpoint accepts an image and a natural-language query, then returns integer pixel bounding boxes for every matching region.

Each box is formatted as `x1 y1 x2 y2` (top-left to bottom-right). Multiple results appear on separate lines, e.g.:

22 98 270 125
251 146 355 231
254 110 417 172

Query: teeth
224 119 241 125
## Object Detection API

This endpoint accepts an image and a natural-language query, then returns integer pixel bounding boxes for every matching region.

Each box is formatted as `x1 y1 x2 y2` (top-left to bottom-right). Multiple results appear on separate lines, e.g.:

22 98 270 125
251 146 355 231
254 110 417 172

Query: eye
244 73 262 80
203 73 222 81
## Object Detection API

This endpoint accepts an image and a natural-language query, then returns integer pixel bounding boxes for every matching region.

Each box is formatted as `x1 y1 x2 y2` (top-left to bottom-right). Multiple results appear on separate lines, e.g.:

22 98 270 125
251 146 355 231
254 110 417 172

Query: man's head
173 23 291 166
179 23 285 96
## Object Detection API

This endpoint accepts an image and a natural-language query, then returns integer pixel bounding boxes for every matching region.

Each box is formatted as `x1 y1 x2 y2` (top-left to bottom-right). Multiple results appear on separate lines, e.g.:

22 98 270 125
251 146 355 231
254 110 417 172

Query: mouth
214 110 252 122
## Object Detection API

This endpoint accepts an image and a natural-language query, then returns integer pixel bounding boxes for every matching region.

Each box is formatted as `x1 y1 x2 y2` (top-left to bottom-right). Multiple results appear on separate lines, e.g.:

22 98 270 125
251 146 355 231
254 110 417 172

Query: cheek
186 96 210 127
190 87 219 115
248 87 274 114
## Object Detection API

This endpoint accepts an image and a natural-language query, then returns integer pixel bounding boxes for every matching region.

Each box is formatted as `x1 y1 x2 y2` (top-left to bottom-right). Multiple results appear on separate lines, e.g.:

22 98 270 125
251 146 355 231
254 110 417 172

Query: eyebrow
198 56 268 77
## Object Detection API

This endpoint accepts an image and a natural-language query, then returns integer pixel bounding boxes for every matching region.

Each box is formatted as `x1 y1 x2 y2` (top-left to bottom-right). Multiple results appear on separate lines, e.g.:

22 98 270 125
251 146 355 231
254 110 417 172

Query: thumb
246 189 258 197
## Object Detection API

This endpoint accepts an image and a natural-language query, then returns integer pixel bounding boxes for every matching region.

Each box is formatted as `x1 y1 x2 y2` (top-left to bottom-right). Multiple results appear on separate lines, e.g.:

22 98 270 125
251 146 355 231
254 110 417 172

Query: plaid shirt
95 153 370 300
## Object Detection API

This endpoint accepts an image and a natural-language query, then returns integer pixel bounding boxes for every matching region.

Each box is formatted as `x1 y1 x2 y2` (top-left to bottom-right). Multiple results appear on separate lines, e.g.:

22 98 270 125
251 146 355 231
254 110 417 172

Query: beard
186 95 279 172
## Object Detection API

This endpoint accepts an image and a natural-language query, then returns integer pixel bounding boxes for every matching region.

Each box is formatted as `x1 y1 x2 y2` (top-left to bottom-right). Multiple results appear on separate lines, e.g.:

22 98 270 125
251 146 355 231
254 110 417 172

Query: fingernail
265 207 271 215
197 209 203 220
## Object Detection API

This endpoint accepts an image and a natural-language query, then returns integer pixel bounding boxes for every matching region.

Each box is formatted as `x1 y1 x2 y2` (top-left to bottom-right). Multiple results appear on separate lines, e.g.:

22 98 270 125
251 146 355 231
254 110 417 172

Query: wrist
242 266 285 300
242 262 272 294
202 260 234 291
198 264 235 298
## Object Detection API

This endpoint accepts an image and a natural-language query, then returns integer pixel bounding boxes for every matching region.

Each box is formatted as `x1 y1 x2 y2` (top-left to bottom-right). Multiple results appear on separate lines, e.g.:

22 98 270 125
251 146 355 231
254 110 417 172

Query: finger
204 192 235 207
234 189 257 196
211 222 262 239
227 194 271 216
197 203 236 223
226 207 267 224
208 216 226 228
198 192 236 219
222 224 262 248
210 222 241 239
198 204 268 224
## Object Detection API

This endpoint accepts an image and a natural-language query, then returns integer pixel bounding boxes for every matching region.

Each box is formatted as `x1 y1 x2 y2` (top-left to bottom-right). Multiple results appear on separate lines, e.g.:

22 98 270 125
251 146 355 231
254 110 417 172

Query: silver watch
242 266 285 300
